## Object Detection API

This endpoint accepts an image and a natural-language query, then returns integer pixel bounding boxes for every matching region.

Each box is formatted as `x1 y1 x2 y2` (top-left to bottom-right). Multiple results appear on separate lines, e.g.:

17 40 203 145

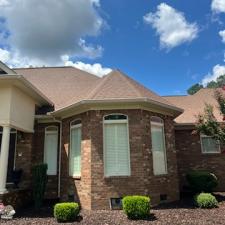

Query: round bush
122 195 150 219
186 171 218 193
54 202 80 222
195 193 218 208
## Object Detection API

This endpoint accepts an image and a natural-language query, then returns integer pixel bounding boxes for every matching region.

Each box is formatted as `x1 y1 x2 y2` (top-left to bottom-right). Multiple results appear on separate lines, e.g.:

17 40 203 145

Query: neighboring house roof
164 88 224 124
13 67 182 115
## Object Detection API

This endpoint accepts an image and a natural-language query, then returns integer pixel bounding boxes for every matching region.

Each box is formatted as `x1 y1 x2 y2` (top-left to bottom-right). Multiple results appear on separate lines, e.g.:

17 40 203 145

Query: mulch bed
1 193 225 225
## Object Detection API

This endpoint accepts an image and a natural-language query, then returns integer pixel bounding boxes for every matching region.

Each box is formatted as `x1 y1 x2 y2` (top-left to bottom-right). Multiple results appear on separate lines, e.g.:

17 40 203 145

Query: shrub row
54 196 151 222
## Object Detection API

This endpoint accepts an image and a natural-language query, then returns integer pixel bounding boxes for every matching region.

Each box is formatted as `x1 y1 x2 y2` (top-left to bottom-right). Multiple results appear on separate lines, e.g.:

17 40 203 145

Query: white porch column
0 126 10 194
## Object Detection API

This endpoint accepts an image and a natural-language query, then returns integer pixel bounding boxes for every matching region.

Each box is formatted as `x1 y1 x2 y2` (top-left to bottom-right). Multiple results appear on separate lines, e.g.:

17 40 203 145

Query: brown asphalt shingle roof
14 67 179 113
14 67 100 110
164 88 224 124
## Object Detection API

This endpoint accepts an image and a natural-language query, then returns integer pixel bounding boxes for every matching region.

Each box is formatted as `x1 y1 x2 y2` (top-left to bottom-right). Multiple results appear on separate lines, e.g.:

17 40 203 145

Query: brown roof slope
164 88 223 124
14 67 181 113
58 70 181 112
14 67 100 110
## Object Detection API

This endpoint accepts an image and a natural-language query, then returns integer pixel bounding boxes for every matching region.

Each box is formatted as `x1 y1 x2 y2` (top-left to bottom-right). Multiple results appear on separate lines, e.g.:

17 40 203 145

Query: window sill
104 175 131 179
154 173 168 177
70 176 81 180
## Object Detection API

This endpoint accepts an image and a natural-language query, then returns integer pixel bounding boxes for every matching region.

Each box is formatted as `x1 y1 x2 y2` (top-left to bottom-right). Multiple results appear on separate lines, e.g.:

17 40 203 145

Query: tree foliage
196 90 225 144
187 83 203 95
187 74 225 95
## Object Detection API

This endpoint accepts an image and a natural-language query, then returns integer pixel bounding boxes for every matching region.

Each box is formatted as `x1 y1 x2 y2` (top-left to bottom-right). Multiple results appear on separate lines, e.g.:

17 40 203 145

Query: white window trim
200 134 221 154
44 126 58 176
69 120 82 177
150 118 168 176
103 114 131 177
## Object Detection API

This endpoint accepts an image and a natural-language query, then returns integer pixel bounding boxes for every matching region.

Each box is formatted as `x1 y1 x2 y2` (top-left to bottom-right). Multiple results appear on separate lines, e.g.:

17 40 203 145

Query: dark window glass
71 120 81 126
104 114 127 120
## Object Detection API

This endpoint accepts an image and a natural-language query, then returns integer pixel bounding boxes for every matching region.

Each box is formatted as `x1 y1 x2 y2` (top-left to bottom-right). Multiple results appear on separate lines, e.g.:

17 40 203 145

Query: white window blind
70 124 81 177
104 115 130 177
151 120 167 175
44 127 58 175
201 135 220 154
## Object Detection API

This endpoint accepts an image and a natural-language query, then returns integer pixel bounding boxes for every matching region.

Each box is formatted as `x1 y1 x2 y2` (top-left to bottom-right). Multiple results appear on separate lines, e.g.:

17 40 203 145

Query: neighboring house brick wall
60 109 179 210
175 128 225 191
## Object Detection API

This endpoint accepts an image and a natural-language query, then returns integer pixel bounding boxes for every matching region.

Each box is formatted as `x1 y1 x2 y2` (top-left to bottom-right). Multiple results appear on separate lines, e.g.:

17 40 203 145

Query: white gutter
51 97 183 116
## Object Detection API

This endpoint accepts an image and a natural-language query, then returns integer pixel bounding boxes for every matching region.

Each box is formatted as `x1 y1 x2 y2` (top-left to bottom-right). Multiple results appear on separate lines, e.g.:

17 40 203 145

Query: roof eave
50 97 184 118
0 75 53 106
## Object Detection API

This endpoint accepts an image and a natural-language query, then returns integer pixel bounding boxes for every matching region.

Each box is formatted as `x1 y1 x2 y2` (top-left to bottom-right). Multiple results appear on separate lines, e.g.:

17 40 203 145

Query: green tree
196 89 225 144
216 75 225 87
187 83 203 95
207 81 218 88
187 74 225 95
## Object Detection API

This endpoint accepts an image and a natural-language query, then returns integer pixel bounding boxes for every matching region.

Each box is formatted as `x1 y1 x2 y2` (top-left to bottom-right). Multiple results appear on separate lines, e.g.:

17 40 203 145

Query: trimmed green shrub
32 163 48 210
195 193 218 208
54 203 80 222
122 195 150 219
186 171 218 193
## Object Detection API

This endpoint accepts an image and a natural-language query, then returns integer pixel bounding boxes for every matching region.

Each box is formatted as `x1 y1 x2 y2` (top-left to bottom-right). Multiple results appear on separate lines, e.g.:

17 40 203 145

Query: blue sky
1 0 225 95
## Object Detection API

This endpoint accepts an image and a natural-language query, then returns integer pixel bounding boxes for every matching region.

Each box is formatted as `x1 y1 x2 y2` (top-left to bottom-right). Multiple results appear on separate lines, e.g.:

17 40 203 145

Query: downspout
53 118 62 199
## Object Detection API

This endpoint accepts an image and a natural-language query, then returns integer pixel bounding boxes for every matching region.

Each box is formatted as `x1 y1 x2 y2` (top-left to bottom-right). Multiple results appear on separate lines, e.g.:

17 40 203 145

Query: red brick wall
15 133 33 189
60 109 179 210
175 128 225 191
61 111 92 209
32 122 60 199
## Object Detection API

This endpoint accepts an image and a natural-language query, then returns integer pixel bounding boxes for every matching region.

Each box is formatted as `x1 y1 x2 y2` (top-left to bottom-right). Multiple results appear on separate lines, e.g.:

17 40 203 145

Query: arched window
150 116 167 175
70 120 82 177
103 114 130 177
44 126 58 175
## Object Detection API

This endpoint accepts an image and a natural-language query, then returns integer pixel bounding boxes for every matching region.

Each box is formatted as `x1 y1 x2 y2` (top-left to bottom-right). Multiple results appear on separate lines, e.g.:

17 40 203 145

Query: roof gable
0 61 16 75
87 70 175 105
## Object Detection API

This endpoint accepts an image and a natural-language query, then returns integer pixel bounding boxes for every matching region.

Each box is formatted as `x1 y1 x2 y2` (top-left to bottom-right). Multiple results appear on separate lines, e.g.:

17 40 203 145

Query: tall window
70 120 82 177
150 116 167 175
44 126 58 175
104 114 130 177
201 135 220 154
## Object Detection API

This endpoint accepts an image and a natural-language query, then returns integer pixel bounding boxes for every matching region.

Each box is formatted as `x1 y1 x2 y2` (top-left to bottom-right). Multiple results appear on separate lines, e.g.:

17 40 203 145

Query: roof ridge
13 66 74 70
116 70 142 98
163 94 188 97
86 72 112 99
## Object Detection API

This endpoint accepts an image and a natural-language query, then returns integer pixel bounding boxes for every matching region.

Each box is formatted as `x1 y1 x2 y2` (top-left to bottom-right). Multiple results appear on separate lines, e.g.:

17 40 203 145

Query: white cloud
211 0 225 13
62 56 111 77
0 0 104 67
219 30 225 43
0 48 10 63
143 3 198 49
202 64 225 86
0 0 9 6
